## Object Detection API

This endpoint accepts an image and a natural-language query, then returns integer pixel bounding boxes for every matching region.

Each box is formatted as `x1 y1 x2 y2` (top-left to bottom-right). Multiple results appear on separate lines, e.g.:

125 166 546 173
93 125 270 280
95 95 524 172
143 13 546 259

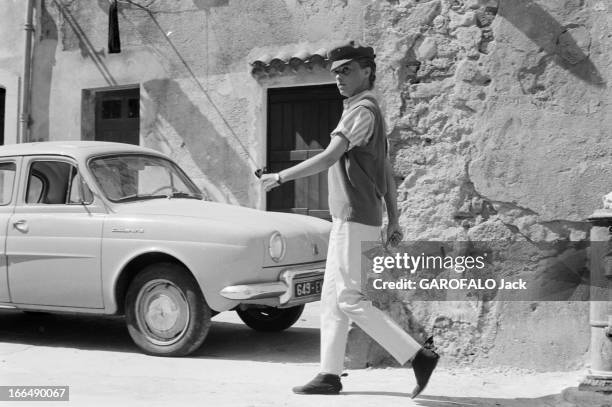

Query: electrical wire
115 0 263 171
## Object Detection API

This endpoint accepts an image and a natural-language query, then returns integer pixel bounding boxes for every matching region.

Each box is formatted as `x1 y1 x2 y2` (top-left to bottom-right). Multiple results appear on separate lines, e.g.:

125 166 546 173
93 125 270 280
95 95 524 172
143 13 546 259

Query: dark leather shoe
410 346 440 399
292 373 342 395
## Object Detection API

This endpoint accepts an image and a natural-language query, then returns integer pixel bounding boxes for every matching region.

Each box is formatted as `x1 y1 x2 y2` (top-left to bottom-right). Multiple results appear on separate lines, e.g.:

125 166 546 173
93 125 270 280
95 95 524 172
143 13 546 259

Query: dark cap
327 41 375 71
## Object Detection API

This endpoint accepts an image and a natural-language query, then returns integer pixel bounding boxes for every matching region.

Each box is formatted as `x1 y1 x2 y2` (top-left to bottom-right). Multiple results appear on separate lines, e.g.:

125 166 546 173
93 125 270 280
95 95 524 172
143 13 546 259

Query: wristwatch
275 173 283 185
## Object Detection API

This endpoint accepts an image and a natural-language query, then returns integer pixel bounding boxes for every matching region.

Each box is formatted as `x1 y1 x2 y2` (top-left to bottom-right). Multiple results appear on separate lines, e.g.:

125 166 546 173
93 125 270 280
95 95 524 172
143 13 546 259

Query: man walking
260 41 439 398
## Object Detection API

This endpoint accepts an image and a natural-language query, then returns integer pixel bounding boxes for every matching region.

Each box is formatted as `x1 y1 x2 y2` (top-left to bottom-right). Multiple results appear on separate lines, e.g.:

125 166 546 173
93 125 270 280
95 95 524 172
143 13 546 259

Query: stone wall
1 0 609 370
345 0 611 371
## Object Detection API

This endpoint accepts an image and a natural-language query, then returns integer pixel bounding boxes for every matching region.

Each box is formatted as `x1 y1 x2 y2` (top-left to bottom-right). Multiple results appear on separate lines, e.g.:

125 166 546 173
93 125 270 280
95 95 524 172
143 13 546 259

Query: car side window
25 161 92 205
0 162 16 205
26 173 44 203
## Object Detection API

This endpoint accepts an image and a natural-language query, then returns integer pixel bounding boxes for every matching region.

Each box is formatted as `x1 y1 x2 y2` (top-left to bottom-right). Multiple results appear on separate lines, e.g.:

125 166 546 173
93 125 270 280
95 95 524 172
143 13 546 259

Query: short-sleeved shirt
328 90 388 226
331 90 376 151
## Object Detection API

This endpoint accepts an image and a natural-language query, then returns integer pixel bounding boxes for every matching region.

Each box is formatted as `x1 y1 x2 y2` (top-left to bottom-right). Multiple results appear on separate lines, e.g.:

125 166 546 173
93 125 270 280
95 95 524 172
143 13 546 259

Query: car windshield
89 154 203 203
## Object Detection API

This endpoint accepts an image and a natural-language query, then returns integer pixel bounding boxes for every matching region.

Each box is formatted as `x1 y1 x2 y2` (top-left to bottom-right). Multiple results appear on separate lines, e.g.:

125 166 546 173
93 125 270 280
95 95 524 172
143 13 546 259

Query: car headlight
269 231 286 262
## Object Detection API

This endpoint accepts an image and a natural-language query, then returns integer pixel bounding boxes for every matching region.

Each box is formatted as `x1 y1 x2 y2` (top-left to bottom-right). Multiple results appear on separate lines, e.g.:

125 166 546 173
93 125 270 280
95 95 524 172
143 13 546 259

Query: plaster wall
28 0 368 205
0 0 29 144
0 0 27 75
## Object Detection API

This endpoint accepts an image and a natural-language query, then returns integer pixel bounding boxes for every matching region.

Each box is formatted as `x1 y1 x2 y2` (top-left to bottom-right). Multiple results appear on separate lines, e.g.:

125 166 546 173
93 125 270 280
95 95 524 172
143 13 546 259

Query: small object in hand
254 167 268 179
389 230 403 247
423 335 435 350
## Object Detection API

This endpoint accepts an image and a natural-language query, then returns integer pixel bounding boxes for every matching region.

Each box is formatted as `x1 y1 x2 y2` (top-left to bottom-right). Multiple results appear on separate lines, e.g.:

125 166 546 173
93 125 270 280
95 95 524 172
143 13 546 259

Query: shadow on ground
413 393 578 407
0 310 319 363
339 392 569 406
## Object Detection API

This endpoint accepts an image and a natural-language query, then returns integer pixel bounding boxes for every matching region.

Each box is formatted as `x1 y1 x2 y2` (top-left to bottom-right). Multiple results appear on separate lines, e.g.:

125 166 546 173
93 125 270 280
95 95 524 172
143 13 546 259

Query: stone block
409 77 454 99
433 14 449 33
465 0 480 9
416 37 438 60
449 11 476 30
455 59 490 84
455 26 482 51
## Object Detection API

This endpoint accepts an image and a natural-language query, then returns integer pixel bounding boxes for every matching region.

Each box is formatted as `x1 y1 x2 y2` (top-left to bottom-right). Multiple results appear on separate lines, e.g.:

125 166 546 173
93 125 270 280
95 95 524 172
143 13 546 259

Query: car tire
236 304 305 332
125 263 211 356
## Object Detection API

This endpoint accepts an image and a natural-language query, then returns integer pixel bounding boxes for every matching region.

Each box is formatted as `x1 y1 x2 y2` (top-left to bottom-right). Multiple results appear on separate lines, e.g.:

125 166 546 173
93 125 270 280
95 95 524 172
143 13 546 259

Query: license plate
294 279 323 298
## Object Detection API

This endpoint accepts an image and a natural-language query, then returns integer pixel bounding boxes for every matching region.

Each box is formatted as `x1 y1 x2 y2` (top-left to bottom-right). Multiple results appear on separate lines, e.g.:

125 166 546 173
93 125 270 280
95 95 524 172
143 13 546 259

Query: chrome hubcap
136 279 189 346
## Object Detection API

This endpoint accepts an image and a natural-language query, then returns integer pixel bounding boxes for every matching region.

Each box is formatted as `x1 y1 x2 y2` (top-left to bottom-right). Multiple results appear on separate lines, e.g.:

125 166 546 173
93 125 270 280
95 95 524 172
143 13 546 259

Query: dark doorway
94 88 139 145
266 84 343 220
0 88 5 145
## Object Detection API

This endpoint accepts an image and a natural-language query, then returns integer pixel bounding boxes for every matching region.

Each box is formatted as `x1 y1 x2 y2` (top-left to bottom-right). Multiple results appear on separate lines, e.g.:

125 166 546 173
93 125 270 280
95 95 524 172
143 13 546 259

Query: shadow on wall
95 0 230 13
52 0 117 86
192 0 229 9
143 78 251 204
346 302 433 369
499 0 606 88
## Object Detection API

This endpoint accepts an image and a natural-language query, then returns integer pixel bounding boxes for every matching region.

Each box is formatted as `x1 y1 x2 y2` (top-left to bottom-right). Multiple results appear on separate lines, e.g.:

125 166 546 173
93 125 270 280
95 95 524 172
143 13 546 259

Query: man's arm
383 159 403 246
261 135 348 192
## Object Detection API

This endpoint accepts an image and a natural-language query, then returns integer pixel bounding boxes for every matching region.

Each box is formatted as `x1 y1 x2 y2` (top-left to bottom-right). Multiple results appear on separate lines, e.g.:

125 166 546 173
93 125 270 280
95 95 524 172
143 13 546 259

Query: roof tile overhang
250 41 346 77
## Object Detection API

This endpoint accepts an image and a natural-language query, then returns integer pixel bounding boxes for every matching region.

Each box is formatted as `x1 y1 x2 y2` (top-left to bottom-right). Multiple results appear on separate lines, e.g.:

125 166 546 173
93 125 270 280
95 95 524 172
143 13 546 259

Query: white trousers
320 218 422 375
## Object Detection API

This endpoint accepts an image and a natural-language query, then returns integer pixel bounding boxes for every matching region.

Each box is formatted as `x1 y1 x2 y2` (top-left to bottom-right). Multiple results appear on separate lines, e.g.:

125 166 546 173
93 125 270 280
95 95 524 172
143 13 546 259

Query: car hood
112 199 328 231
112 199 331 265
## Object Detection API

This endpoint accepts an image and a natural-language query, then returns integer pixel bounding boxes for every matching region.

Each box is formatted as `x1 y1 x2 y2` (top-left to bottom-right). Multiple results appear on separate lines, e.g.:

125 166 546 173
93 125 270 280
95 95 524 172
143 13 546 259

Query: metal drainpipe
580 208 612 393
20 0 35 144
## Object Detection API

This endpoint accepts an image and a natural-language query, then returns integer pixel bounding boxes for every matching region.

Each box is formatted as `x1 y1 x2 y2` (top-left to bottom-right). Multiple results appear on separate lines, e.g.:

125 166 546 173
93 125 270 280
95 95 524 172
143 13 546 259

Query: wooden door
95 88 139 145
267 85 343 220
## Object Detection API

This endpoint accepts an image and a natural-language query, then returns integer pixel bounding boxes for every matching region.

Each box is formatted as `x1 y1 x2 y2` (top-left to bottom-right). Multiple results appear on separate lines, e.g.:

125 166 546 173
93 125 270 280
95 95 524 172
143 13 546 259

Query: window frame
25 169 47 204
0 159 18 206
23 157 94 207
87 153 203 203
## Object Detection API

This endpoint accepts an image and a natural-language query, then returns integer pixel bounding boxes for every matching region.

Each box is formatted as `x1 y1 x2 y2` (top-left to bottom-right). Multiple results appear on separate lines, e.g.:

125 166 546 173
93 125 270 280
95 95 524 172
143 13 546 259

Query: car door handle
13 220 29 233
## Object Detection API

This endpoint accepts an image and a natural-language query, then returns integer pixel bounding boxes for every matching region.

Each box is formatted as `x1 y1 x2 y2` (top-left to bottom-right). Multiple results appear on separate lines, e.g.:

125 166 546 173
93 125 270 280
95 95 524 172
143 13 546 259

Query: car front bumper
219 261 326 308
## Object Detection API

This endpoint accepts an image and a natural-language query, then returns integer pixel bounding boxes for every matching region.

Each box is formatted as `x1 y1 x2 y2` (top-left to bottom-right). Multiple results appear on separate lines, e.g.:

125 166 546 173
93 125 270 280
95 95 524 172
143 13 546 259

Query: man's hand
260 173 280 192
386 221 403 247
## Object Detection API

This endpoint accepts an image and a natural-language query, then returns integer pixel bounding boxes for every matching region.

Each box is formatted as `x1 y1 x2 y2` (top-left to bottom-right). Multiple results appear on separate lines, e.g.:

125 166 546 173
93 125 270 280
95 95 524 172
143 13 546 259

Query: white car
0 141 329 356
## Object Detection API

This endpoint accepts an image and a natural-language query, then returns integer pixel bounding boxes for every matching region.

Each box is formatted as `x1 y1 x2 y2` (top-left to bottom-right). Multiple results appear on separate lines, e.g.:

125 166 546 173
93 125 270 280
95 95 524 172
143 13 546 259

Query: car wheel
236 304 305 332
125 263 211 356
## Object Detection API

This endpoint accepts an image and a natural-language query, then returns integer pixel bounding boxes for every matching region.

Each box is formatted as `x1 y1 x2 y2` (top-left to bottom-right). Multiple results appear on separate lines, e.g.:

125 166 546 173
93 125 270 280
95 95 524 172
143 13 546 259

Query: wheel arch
114 251 197 315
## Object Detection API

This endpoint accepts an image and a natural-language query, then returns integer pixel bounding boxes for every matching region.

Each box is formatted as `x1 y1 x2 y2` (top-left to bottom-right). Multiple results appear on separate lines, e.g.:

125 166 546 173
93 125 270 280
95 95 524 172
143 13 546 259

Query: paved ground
0 304 604 407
